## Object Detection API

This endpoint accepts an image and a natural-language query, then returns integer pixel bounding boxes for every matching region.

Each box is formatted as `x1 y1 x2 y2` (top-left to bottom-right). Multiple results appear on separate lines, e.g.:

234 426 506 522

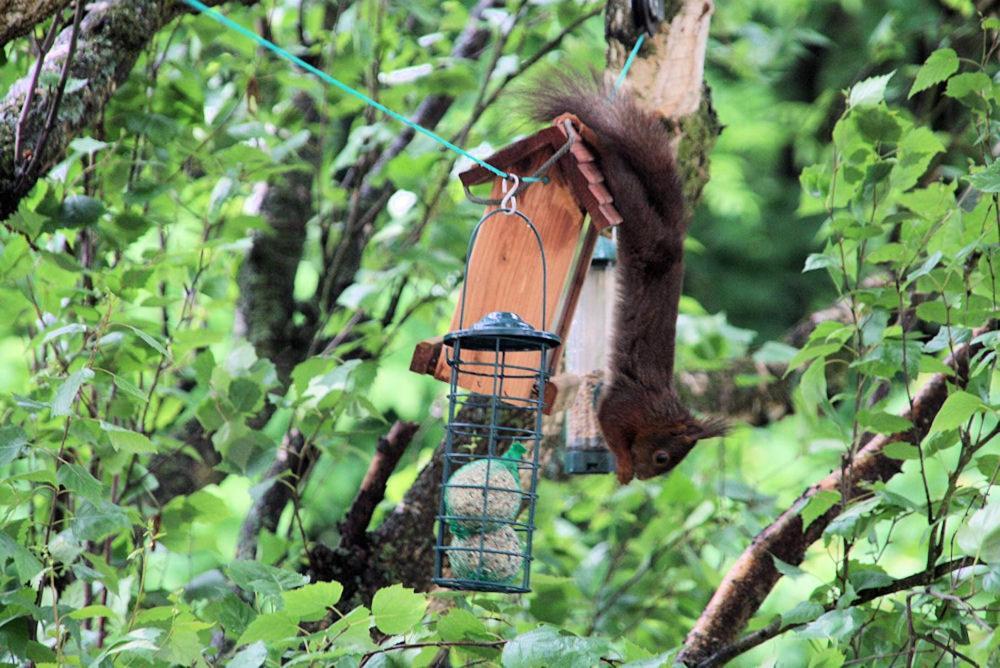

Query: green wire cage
433 208 561 593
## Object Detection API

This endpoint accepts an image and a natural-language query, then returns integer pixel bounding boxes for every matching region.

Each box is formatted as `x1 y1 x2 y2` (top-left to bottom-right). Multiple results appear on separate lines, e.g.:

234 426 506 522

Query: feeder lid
444 311 561 351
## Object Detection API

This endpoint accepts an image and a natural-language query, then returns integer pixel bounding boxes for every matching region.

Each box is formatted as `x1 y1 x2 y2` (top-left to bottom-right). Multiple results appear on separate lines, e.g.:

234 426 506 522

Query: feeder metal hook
500 174 520 214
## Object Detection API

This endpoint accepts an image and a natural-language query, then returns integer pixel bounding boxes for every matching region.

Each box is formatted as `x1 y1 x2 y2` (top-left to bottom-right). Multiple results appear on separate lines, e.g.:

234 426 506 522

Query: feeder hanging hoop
462 119 576 207
454 207 551 334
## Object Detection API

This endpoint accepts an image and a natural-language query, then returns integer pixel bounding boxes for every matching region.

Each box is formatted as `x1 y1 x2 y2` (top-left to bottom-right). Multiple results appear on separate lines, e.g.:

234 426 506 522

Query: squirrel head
623 415 727 483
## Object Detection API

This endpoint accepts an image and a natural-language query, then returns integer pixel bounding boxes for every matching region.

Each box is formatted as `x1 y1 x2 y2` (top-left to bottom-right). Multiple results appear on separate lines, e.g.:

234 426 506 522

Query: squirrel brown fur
527 72 726 483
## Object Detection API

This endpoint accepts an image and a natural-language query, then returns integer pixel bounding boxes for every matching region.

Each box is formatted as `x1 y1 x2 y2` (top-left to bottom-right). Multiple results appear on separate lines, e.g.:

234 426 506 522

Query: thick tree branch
0 0 253 220
236 90 321 381
698 556 984 667
338 420 419 547
678 325 994 666
0 0 72 48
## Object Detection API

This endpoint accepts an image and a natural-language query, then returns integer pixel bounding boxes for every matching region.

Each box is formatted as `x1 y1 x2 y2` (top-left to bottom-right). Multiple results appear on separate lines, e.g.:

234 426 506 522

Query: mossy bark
0 0 73 49
605 0 719 206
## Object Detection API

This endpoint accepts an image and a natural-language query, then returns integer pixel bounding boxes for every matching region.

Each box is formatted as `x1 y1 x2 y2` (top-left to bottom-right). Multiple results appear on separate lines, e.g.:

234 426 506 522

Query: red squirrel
529 72 726 483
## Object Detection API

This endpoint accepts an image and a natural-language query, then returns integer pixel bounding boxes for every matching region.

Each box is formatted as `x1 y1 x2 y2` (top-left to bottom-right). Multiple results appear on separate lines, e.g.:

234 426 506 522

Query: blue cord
179 0 546 182
612 33 646 97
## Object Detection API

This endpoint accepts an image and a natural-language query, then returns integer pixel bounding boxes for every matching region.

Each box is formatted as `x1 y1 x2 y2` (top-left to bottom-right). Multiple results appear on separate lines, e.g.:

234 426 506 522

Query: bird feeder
409 116 624 413
564 236 618 474
416 116 626 592
433 208 561 593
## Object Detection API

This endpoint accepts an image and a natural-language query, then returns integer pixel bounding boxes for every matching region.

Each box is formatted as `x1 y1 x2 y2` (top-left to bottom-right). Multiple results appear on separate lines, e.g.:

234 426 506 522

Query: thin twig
14 15 63 164
695 556 984 667
17 0 85 189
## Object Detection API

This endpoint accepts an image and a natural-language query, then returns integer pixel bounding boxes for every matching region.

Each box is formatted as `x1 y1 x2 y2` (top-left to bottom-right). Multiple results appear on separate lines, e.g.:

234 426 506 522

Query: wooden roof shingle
458 116 624 231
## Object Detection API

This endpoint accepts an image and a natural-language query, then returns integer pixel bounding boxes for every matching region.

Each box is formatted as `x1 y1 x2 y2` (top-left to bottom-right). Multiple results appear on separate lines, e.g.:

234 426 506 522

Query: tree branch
338 420 419 547
678 324 995 666
0 0 256 220
697 556 984 667
0 0 72 48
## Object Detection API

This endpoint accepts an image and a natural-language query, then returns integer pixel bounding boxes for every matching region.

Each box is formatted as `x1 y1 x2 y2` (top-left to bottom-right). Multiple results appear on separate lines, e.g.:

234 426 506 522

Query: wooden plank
547 118 622 232
599 203 623 227
552 222 600 357
458 126 566 187
433 148 585 404
409 337 443 374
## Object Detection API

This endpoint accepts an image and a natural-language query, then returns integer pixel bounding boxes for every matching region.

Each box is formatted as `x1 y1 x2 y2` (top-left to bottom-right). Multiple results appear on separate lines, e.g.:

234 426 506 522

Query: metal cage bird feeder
433 207 561 594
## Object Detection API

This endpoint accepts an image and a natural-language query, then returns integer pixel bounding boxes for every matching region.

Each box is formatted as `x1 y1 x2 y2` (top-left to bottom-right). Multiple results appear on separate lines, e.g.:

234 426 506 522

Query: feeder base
433 577 531 594
565 447 616 474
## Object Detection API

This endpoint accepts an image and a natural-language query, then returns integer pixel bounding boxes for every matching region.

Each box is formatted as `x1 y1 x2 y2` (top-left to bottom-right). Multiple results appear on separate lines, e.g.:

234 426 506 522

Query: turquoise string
179 0 545 182
612 33 646 96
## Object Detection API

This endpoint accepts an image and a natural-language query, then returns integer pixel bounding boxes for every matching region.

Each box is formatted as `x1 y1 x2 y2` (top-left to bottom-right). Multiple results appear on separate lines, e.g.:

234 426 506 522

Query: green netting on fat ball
444 442 526 538
449 526 524 584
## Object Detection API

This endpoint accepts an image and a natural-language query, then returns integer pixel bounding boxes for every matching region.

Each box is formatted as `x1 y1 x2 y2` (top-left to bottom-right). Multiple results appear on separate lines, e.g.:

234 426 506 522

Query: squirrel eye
653 450 671 467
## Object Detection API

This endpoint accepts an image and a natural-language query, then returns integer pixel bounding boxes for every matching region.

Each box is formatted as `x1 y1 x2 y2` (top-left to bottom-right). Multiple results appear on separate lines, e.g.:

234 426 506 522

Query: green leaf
798 359 828 417
848 564 893 591
967 161 1000 193
956 502 1000 564
68 604 116 621
325 605 374 651
782 601 825 625
114 323 170 358
56 195 104 228
928 391 986 434
57 463 103 501
786 342 844 373
884 441 920 460
848 71 894 107
68 137 109 154
945 72 993 107
853 106 901 143
501 626 613 668
226 560 308 598
908 48 959 97
0 426 28 466
101 422 156 454
802 253 837 273
226 641 267 668
72 499 132 542
52 368 94 416
41 323 86 345
857 410 913 435
111 374 149 403
437 608 492 643
282 581 343 622
801 490 840 529
0 531 43 583
228 378 262 413
772 555 809 579
798 608 864 640
236 611 298 646
906 251 942 283
371 584 427 635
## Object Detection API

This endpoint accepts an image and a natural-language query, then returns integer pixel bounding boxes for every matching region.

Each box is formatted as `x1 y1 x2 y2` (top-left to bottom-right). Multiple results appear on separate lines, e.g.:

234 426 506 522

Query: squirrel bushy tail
525 70 686 267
